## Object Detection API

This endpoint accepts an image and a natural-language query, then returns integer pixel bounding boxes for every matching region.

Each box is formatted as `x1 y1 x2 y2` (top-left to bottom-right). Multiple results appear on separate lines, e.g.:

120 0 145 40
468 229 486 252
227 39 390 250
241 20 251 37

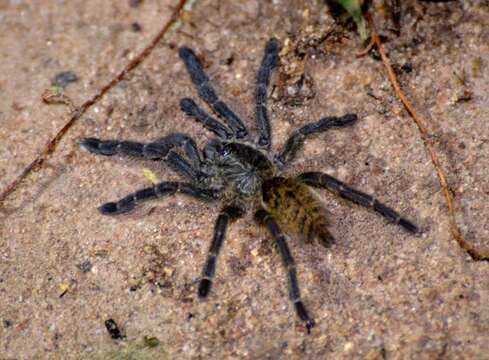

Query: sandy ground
1 0 489 359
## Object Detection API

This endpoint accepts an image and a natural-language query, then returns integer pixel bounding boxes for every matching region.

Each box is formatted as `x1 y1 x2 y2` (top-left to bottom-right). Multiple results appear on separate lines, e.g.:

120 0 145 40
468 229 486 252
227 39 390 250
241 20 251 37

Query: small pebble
131 22 142 32
52 71 78 88
104 319 124 340
3 319 12 328
77 260 93 273
143 335 160 348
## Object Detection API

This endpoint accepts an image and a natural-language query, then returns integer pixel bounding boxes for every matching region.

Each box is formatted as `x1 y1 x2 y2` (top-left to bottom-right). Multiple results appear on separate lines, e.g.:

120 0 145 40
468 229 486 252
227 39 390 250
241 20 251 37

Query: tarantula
81 38 418 332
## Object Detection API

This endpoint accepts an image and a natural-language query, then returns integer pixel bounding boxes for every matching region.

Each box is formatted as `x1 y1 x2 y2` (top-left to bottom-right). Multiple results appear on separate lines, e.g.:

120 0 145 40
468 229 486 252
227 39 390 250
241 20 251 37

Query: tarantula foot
80 137 99 152
341 113 358 125
306 319 315 334
98 202 119 214
81 137 118 155
399 218 420 234
295 300 315 333
98 198 135 215
198 279 212 298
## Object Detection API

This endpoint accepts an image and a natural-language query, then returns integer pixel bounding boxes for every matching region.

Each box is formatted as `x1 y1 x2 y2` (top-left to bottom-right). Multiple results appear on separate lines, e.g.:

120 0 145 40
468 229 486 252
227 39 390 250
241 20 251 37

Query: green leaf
326 0 368 41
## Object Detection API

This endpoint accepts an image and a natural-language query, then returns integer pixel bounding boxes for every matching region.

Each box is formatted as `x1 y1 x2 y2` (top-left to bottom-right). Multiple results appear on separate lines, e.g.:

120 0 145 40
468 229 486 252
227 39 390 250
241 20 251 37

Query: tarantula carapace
81 38 419 332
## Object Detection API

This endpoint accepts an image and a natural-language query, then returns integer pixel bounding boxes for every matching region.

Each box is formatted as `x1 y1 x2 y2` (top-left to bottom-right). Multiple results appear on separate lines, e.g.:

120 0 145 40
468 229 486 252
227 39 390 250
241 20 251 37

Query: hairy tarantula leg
164 151 204 182
178 46 249 139
98 181 220 215
154 133 203 170
255 38 280 148
198 205 244 298
180 98 233 139
81 133 206 181
81 133 202 166
275 114 358 167
81 138 161 158
298 172 420 234
255 209 315 333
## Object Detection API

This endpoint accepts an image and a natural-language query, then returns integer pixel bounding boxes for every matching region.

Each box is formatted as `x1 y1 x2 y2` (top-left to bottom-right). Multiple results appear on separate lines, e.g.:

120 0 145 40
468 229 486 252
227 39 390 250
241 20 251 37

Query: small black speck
401 62 413 73
187 313 194 320
157 281 172 289
225 55 234 66
105 318 124 340
131 22 142 32
377 275 383 281
129 285 138 292
77 260 93 273
3 319 12 328
52 71 78 88
458 142 466 150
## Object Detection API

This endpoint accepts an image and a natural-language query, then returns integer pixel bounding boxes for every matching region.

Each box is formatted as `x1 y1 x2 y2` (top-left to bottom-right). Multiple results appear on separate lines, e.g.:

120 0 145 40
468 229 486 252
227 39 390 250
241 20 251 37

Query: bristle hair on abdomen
262 177 335 247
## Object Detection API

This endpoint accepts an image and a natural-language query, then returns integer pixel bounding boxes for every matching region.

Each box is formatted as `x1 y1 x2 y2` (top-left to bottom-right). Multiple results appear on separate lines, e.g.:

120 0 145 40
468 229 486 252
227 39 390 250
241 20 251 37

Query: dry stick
0 0 190 205
356 36 374 58
366 16 489 261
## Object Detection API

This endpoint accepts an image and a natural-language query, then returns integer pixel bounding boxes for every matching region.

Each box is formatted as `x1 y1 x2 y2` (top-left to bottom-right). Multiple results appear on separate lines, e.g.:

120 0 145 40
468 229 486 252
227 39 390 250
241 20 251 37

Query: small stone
77 260 93 273
3 320 12 328
163 267 174 277
104 319 124 340
143 335 160 348
131 22 142 32
52 71 78 88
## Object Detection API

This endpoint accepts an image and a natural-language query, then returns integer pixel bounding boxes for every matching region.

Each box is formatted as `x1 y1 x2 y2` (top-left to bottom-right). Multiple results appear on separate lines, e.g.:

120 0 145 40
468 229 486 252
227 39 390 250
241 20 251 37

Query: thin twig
365 14 489 261
356 36 374 58
0 0 190 206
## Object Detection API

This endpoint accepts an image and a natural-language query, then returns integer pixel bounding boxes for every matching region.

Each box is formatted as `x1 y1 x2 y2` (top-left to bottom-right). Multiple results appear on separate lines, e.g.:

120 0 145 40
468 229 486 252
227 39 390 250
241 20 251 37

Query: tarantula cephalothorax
81 38 419 332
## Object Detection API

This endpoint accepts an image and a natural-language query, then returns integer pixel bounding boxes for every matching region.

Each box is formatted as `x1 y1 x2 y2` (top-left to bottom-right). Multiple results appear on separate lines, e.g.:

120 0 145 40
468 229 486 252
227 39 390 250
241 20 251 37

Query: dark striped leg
298 172 419 233
81 133 206 181
99 181 220 215
164 151 203 182
156 134 202 170
81 133 202 165
198 206 244 297
255 209 315 333
275 114 357 167
81 137 168 159
178 47 249 139
180 98 233 139
255 38 280 148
